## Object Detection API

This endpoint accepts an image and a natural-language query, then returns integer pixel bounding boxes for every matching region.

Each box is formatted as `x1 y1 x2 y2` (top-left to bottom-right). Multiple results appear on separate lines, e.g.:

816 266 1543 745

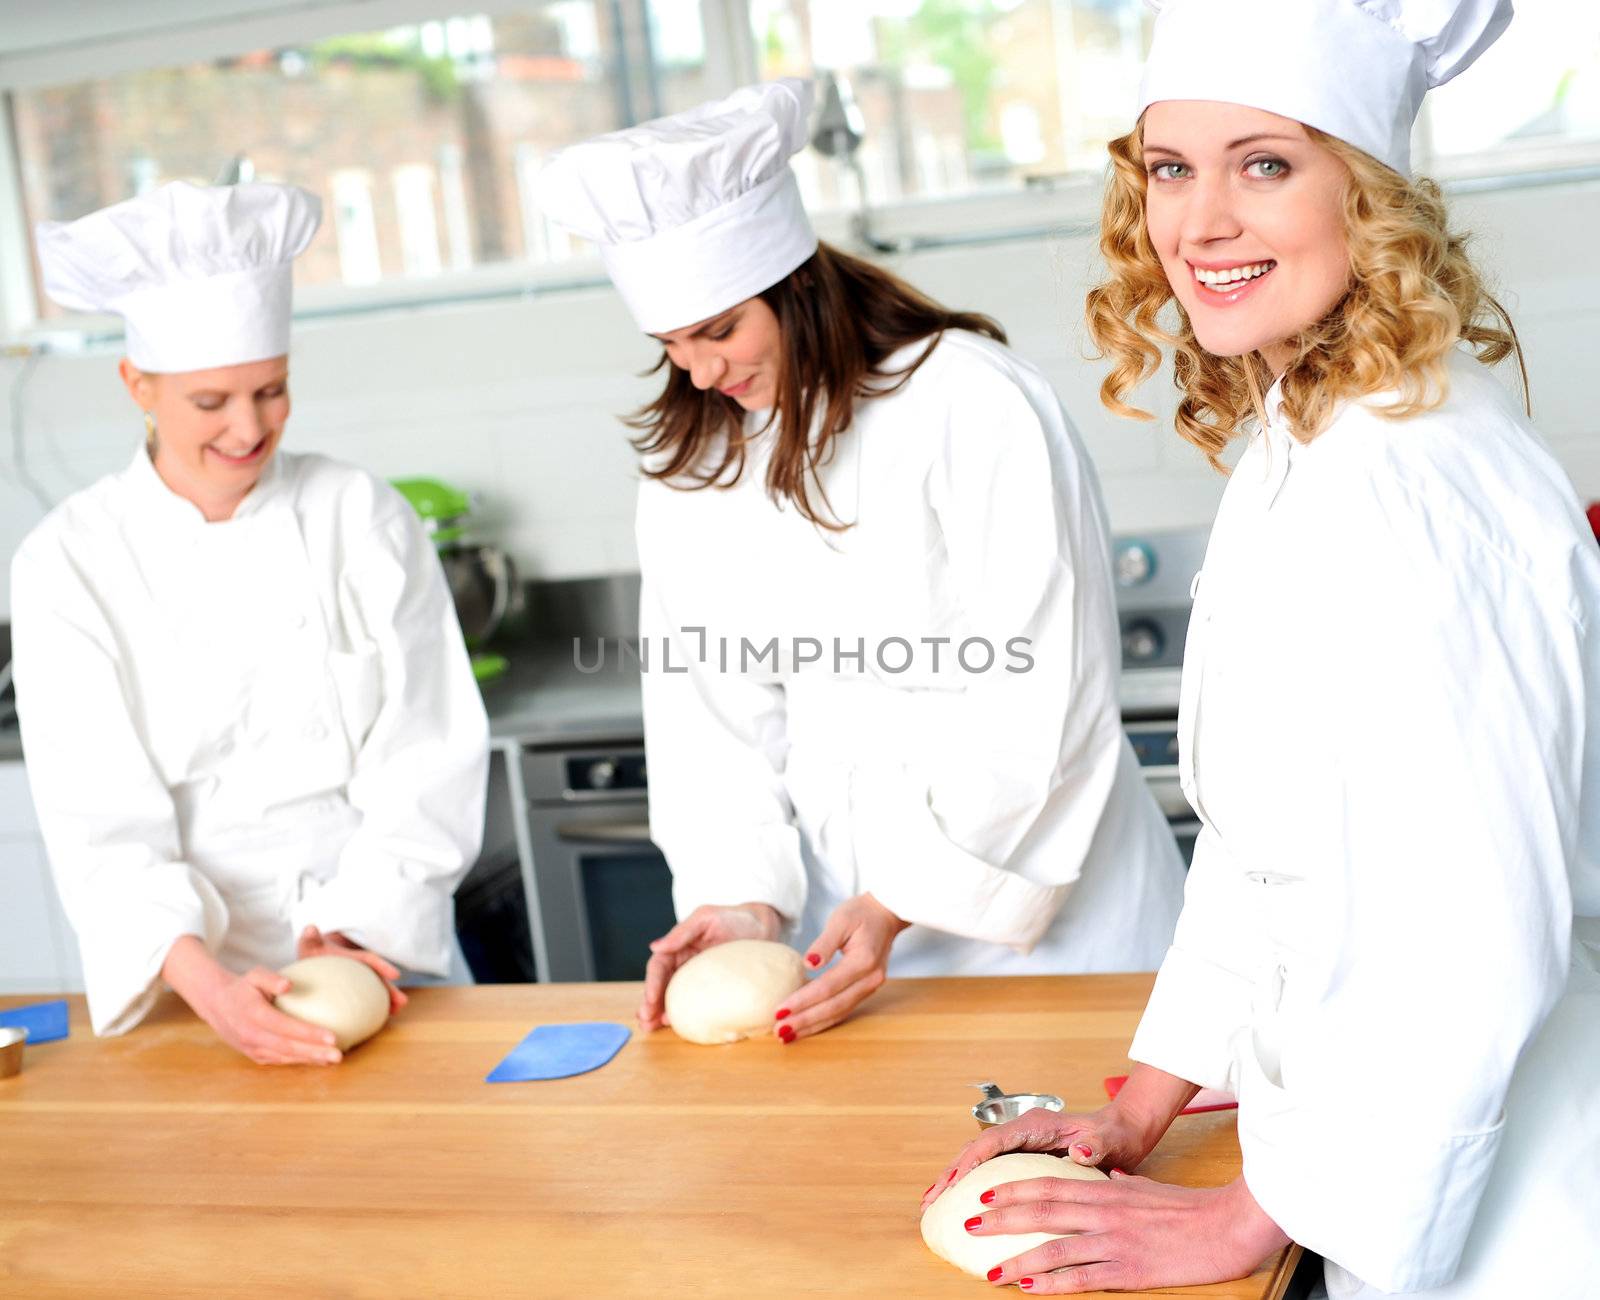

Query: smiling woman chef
924 1 1600 1296
538 81 1185 1042
9 182 488 1064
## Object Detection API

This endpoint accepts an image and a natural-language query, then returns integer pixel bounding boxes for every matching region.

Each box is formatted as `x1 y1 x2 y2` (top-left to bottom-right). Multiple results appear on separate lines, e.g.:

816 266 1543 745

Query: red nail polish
778 1024 795 1043
979 1189 996 1205
806 953 821 967
1112 1167 1127 1175
774 1008 790 1021
923 1184 935 1196
1019 1279 1035 1292
986 1266 1003 1282
1072 1144 1093 1160
963 1216 982 1233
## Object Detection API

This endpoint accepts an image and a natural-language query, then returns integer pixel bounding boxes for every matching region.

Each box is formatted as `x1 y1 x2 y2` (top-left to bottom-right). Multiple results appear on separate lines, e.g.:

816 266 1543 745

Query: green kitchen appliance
392 477 520 683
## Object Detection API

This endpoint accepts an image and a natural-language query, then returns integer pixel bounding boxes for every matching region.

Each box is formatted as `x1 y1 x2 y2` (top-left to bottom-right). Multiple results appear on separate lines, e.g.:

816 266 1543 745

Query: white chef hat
1137 0 1513 174
538 79 819 334
35 180 322 373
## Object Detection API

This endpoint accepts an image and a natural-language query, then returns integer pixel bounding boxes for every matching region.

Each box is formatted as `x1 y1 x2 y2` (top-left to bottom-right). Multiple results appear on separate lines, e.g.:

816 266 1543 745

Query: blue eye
1149 161 1189 181
1247 156 1289 178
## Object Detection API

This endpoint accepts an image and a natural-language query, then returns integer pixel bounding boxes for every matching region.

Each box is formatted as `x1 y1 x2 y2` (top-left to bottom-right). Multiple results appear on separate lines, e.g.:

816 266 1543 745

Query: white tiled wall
1 177 1597 617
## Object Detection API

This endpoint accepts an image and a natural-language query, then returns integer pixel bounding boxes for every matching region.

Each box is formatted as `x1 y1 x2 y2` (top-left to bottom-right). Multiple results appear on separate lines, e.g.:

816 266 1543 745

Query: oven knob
587 758 618 790
1122 619 1165 663
1115 540 1156 587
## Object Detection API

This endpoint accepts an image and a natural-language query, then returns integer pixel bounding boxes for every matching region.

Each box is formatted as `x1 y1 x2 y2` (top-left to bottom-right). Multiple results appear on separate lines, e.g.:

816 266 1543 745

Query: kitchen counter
0 975 1299 1298
481 638 642 747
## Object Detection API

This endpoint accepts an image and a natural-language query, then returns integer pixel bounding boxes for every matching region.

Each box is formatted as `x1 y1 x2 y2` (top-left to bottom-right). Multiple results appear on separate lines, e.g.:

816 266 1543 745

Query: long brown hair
628 241 1005 528
1085 121 1526 469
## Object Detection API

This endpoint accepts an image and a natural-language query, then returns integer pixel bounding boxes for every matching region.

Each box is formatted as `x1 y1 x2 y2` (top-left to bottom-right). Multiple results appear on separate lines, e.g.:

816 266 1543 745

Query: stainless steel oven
1114 527 1208 866
519 745 674 983
1125 720 1200 866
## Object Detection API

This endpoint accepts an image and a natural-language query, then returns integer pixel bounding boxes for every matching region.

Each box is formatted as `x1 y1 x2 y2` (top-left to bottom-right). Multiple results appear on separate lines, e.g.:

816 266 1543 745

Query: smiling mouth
720 377 754 398
208 437 269 465
1190 260 1277 298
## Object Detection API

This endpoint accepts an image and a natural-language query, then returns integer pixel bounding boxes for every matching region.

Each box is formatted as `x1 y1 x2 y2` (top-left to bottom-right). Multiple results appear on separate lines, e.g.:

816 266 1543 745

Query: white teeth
1194 261 1274 287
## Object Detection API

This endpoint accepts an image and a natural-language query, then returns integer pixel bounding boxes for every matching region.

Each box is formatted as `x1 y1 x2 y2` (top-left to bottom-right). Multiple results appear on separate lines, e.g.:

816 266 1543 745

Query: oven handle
553 820 655 846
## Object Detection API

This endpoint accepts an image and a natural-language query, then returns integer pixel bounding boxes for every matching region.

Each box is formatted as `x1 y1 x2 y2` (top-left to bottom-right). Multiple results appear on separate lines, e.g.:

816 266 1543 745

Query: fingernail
805 953 821 967
1072 1144 1093 1160
774 1008 790 1021
778 1024 796 1044
963 1216 983 1233
1019 1279 1035 1292
986 1267 1004 1282
1112 1167 1127 1175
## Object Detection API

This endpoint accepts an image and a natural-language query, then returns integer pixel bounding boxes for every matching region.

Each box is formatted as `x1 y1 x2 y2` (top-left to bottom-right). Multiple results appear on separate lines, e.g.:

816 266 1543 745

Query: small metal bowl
970 1080 1064 1130
0 1026 25 1079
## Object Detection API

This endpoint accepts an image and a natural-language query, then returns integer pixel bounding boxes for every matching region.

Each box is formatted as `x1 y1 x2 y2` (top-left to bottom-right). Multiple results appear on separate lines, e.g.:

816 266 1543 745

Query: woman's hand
920 1104 1160 1215
962 1171 1290 1293
296 925 407 1012
637 902 782 1030
162 935 344 1066
921 1065 1202 1212
774 892 909 1043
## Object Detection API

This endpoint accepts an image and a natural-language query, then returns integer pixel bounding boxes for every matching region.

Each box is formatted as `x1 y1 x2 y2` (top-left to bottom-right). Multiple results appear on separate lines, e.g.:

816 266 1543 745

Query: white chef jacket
638 330 1185 975
1128 352 1600 1296
10 447 489 1036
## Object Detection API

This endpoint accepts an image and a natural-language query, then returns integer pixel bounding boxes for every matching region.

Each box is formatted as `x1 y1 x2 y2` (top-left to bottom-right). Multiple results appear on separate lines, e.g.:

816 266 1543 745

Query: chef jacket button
292 612 308 630
306 722 327 741
218 738 235 756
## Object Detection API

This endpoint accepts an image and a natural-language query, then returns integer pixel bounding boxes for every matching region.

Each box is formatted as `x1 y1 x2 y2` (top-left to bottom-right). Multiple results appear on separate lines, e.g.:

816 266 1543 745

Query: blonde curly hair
1085 120 1527 470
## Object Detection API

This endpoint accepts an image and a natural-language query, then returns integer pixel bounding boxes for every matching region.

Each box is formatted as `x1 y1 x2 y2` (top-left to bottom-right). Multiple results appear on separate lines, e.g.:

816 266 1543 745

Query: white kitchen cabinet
0 760 85 993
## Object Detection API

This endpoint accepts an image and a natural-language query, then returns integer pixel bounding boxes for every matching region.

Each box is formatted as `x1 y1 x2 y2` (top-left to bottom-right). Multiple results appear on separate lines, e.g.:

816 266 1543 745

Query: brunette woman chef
539 82 1184 1041
11 183 487 1060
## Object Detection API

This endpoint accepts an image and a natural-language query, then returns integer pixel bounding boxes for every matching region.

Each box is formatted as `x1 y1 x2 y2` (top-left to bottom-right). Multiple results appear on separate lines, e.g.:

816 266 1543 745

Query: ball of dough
920 1152 1109 1278
664 939 808 1045
274 955 391 1051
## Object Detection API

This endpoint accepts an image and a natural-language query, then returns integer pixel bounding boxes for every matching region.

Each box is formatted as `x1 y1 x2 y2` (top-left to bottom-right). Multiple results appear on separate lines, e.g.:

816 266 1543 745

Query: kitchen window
756 0 1152 212
0 0 1595 338
1419 0 1600 179
3 1 716 326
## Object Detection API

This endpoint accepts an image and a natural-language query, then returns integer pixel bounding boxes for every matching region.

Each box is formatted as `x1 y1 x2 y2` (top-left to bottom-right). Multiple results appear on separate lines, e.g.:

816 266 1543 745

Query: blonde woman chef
925 2 1600 1296
10 182 488 1063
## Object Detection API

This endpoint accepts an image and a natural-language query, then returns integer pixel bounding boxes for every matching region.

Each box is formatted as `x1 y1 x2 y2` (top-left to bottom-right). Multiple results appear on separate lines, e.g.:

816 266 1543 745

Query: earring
143 409 157 454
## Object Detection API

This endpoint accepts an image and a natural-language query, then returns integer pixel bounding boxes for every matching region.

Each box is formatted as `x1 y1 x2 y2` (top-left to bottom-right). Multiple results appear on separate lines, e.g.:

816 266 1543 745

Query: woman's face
1141 101 1352 372
120 356 291 517
652 296 783 411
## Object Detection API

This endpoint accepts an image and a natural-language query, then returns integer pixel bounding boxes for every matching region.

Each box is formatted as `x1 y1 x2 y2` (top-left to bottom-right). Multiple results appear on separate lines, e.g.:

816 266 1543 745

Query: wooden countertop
0 975 1300 1298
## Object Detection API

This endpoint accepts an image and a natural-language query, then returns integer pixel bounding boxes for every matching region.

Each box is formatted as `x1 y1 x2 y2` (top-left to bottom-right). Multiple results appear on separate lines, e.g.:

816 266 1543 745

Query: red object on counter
1586 503 1600 544
1104 1074 1239 1115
